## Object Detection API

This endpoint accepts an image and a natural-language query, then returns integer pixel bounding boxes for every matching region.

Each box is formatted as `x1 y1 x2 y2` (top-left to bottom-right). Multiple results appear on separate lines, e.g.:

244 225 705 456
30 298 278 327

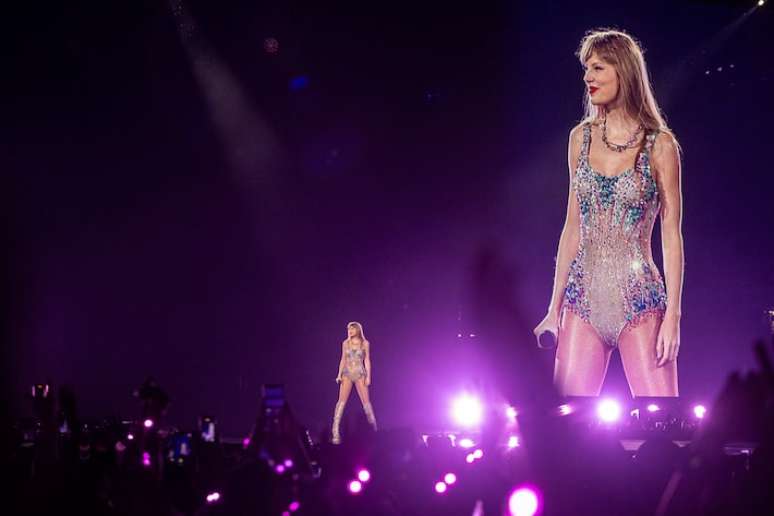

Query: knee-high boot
363 402 377 432
331 401 345 444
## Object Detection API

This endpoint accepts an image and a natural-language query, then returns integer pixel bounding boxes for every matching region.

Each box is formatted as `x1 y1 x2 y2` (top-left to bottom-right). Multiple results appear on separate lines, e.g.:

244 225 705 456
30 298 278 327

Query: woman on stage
534 29 684 397
331 322 377 444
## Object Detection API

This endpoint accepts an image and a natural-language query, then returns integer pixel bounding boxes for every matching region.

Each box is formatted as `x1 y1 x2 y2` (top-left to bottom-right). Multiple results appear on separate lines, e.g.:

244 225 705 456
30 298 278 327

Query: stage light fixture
348 480 363 494
452 395 484 427
458 437 475 449
508 485 541 516
558 404 573 416
597 399 622 423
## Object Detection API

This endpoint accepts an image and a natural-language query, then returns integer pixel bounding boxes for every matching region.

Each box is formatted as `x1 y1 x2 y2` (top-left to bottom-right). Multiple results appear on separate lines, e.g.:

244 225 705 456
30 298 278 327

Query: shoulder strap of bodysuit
644 130 658 154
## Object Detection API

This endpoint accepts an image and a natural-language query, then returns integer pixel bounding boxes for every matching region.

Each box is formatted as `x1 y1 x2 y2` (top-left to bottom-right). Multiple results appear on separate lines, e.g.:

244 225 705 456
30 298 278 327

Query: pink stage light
647 404 660 412
452 395 484 427
242 437 251 448
444 473 457 485
288 500 300 512
465 453 475 464
508 485 542 516
507 435 520 449
127 433 135 441
693 404 707 419
473 448 484 459
434 481 447 494
143 419 154 429
558 404 573 416
275 464 286 474
142 452 151 467
348 480 363 494
458 437 475 449
506 405 518 421
284 459 294 468
357 469 371 482
205 492 221 504
596 399 622 423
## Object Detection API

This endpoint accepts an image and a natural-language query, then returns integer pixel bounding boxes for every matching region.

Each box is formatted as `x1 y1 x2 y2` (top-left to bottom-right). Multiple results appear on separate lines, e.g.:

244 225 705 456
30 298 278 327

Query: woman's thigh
554 310 613 396
618 315 678 397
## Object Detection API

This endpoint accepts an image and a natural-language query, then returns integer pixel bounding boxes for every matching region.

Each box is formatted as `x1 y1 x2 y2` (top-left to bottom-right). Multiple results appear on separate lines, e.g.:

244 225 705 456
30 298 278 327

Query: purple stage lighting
647 404 660 412
357 469 371 482
242 437 250 449
508 485 541 516
284 459 294 468
127 433 135 441
597 399 622 423
466 453 475 464
473 448 484 459
434 481 447 494
458 437 475 449
348 480 363 494
275 464 286 474
205 492 221 504
693 404 707 419
444 472 457 485
142 452 151 467
508 435 520 449
288 501 300 512
143 419 154 429
452 395 483 427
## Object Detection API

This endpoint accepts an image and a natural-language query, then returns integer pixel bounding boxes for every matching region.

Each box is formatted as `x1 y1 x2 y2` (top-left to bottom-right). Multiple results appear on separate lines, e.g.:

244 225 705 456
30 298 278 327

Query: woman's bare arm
546 125 584 317
364 340 372 385
653 132 684 365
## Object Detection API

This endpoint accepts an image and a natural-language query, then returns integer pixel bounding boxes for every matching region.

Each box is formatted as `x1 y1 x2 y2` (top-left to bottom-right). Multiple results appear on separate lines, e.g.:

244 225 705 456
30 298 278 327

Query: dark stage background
5 0 774 436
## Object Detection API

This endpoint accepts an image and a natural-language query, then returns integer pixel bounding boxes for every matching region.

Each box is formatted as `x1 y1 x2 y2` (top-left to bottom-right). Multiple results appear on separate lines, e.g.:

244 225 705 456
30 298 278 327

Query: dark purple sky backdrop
5 0 774 435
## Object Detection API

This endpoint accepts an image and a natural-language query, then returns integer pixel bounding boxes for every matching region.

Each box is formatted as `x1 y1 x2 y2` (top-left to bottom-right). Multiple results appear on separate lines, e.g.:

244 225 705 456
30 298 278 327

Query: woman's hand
533 311 560 347
335 376 342 384
656 313 680 367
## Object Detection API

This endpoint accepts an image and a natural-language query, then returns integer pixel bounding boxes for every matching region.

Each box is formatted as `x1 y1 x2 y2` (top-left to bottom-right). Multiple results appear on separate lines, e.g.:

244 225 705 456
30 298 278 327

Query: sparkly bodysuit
562 123 667 346
342 341 366 381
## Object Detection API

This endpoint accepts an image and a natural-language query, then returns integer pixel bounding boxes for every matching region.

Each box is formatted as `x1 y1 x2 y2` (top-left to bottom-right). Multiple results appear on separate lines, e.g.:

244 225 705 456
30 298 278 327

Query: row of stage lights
450 394 707 428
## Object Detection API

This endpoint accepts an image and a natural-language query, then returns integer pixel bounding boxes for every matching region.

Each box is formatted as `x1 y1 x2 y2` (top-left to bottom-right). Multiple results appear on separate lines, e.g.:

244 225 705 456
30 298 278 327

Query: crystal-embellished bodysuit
342 341 366 381
562 123 667 346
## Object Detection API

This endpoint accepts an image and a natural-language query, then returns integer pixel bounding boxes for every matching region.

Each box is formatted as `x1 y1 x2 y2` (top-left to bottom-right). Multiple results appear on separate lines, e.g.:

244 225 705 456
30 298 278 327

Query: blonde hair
347 321 365 342
577 28 677 145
